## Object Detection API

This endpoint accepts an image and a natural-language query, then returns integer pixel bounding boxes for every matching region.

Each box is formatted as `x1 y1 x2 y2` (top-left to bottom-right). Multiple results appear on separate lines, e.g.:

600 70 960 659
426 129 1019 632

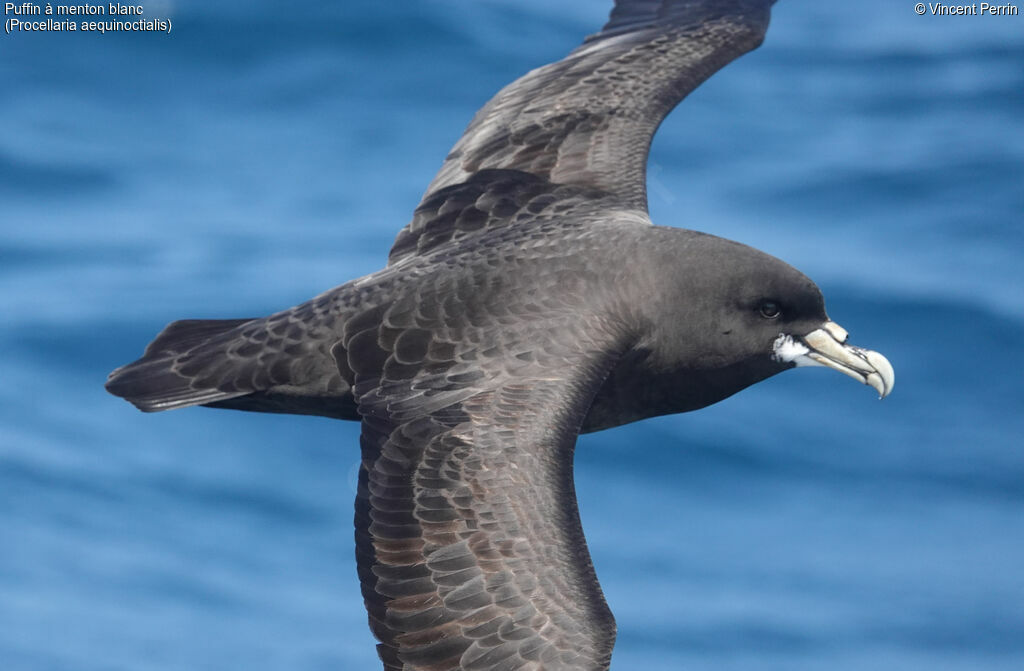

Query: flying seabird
106 1 895 669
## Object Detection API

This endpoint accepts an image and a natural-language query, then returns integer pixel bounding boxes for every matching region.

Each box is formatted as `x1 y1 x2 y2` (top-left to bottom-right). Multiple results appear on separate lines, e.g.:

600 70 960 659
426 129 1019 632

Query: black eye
759 300 781 319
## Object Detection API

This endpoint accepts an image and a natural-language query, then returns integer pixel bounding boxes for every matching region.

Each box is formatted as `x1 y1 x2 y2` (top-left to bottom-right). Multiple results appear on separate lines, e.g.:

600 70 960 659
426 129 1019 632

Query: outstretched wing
387 170 635 268
423 0 776 211
342 281 627 670
357 377 615 671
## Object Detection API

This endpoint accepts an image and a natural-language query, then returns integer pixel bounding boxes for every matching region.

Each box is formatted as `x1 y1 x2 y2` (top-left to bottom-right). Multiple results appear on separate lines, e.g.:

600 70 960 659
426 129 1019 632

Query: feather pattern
419 0 776 213
347 288 627 670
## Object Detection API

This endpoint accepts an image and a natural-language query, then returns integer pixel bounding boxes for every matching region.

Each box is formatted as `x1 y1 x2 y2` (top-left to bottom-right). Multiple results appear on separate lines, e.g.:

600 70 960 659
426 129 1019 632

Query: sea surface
2 1 1023 670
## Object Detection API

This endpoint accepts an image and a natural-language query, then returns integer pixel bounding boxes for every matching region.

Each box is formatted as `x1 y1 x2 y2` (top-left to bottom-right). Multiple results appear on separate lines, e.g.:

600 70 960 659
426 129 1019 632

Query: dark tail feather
142 319 252 357
106 318 257 413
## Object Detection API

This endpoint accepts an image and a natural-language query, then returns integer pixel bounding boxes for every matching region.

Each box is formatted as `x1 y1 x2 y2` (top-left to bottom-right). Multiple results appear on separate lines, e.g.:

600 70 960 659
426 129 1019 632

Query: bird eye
759 300 781 319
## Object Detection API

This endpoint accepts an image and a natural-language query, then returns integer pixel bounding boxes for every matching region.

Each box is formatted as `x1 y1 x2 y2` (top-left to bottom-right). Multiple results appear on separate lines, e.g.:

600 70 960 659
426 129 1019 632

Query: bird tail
105 318 257 413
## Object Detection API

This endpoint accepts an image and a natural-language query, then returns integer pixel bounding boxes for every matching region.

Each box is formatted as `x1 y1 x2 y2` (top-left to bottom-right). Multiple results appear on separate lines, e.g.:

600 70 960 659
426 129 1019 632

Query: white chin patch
771 334 817 367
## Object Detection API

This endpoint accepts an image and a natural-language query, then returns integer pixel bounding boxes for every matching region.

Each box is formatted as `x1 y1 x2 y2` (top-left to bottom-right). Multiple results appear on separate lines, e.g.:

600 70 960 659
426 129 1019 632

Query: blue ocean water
2 1 1022 669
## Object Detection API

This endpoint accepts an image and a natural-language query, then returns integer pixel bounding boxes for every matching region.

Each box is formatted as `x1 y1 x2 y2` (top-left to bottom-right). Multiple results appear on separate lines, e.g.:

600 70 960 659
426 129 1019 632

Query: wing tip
587 0 776 46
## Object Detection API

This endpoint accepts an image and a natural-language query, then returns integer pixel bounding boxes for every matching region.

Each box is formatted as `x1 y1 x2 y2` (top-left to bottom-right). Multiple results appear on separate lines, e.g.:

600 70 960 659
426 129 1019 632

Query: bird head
641 230 894 409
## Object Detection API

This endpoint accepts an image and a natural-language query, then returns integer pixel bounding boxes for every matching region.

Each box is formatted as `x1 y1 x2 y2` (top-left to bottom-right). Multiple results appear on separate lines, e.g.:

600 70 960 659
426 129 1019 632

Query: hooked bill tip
862 349 895 399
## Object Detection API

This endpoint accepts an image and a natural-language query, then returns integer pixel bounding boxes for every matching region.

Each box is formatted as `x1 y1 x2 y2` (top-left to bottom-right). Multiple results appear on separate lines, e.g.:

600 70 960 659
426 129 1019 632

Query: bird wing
344 286 626 670
421 0 776 211
387 170 633 267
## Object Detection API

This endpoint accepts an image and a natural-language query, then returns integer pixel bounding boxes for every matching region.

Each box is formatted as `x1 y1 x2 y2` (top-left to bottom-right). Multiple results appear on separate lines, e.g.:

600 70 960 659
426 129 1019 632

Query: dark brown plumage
107 2 894 669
